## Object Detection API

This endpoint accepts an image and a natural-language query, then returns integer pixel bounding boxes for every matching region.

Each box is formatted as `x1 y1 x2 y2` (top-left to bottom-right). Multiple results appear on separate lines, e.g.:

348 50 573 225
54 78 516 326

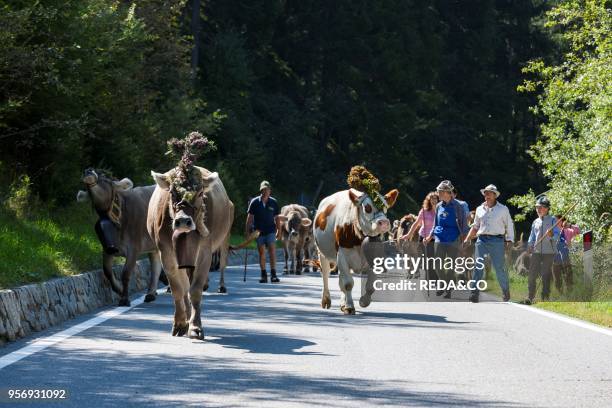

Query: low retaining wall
0 248 288 346
0 259 152 346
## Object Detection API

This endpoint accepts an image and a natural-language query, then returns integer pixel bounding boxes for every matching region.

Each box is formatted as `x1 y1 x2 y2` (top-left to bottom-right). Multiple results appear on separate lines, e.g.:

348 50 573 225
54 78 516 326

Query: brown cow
77 168 163 306
279 204 312 274
148 165 233 340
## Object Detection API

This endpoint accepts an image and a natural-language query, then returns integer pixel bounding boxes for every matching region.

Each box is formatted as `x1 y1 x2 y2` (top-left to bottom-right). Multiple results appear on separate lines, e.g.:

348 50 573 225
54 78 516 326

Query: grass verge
0 204 102 289
484 270 612 328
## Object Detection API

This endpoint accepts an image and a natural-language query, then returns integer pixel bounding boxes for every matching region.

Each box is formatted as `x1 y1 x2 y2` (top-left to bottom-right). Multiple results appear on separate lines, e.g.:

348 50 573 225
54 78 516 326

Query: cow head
76 168 133 212
279 210 312 243
348 188 398 237
151 168 209 237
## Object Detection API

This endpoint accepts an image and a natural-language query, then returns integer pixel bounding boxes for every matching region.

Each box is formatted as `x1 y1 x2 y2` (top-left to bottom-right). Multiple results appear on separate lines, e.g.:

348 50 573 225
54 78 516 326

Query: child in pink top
401 192 439 240
561 220 581 246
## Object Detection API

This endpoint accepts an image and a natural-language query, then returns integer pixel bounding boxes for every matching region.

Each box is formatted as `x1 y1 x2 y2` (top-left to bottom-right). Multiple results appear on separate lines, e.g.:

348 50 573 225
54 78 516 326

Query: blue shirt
247 195 280 234
433 201 460 243
457 199 469 215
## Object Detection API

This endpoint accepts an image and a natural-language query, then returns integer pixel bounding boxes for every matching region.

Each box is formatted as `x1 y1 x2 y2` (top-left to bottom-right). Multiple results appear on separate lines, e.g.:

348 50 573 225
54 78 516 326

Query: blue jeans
256 232 276 247
471 235 509 293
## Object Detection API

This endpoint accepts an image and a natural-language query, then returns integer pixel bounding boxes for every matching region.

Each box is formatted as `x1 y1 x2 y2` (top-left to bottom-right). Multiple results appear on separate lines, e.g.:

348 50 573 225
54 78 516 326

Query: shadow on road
1 346 523 407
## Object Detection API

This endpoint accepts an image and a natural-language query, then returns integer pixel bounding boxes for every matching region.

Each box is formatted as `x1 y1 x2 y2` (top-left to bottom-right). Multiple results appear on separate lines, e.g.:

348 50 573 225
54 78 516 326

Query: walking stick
243 246 248 282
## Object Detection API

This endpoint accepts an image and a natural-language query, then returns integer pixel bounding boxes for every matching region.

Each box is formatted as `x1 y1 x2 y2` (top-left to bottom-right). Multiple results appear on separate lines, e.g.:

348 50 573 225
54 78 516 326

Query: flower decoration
166 131 216 203
346 165 385 210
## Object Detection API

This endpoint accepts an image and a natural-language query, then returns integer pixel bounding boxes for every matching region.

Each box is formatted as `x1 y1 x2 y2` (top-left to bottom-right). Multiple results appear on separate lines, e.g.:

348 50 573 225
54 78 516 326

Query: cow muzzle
173 214 195 234
82 169 98 186
371 218 390 235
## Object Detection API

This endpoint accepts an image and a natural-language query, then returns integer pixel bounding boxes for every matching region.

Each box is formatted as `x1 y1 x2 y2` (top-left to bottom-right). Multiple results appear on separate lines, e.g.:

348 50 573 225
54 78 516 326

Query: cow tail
229 230 261 251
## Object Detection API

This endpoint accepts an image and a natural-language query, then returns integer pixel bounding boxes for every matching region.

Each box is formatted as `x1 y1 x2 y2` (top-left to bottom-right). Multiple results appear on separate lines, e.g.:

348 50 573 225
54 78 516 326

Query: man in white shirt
463 184 515 303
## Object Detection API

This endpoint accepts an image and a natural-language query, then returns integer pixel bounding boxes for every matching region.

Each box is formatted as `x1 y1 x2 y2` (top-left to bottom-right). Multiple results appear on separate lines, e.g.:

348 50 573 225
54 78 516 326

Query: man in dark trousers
246 180 282 283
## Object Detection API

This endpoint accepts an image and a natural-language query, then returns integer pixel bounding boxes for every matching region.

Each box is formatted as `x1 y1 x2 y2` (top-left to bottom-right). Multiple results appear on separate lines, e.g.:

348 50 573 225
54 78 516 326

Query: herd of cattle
77 167 530 339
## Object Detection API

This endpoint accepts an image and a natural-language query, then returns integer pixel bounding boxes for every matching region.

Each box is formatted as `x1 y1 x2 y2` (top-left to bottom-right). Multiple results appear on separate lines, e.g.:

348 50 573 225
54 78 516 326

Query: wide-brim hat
260 180 271 191
436 180 454 192
480 184 500 198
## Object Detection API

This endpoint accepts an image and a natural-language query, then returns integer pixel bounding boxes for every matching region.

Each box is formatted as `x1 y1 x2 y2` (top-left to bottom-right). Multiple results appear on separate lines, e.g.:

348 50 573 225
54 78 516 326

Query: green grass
0 203 278 289
484 267 612 328
0 204 103 289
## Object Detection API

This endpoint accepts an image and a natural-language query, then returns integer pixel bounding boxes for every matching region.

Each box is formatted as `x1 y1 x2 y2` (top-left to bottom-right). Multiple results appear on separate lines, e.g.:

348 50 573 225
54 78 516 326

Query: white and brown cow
147 166 233 340
279 204 312 274
313 187 399 314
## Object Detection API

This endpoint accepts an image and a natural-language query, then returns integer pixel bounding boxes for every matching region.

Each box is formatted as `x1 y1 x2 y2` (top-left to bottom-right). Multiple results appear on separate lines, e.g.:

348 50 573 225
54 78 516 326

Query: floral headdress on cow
166 131 216 203
347 165 385 210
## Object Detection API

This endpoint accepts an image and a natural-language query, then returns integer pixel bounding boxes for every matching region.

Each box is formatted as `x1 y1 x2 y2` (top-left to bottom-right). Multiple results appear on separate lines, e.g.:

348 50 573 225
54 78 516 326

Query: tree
511 0 612 241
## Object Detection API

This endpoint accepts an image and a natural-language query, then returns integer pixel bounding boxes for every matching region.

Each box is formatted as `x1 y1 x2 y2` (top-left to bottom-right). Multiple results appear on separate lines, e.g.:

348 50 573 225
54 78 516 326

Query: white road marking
0 288 165 371
509 301 612 337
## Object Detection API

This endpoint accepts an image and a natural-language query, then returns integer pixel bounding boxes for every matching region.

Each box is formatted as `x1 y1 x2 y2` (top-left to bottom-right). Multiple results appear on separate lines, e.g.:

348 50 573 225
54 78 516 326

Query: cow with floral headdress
313 166 399 314
147 132 234 339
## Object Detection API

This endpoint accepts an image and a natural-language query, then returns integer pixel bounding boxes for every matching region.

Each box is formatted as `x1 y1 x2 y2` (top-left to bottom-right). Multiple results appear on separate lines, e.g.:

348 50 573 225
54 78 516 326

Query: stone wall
0 259 152 346
0 248 289 346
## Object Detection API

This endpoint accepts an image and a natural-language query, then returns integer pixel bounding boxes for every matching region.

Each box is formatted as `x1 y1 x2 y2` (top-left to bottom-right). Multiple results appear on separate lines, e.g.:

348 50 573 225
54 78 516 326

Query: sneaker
522 298 532 305
271 275 280 283
436 290 445 296
443 289 452 299
502 290 511 302
469 293 479 303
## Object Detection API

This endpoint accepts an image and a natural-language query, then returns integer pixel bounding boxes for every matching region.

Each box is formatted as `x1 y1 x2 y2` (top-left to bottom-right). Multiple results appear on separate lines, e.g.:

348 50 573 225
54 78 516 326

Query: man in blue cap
246 180 281 283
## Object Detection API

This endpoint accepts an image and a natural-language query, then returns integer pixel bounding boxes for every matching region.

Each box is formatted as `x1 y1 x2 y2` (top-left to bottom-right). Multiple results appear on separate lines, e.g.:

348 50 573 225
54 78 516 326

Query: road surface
0 264 610 407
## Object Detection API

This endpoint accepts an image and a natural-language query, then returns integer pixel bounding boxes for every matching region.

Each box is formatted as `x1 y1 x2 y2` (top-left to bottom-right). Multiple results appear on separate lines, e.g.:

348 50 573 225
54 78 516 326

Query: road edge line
508 301 612 337
0 287 166 371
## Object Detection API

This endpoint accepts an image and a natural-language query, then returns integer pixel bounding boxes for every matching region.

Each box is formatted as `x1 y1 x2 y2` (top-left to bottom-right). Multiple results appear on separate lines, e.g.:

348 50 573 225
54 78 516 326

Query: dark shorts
256 232 276 247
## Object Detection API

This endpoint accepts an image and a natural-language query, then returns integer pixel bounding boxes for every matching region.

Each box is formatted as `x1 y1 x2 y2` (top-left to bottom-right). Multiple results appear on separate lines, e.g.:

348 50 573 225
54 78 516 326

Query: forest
0 1 610 287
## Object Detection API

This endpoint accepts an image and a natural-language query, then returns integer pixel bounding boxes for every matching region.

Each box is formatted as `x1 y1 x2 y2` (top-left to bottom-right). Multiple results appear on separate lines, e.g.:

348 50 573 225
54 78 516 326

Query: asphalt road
0 264 610 407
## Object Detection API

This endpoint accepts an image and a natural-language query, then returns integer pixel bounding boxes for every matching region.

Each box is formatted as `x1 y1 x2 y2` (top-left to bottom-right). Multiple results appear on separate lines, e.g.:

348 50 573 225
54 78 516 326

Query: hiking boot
469 292 479 303
502 290 511 302
259 271 268 283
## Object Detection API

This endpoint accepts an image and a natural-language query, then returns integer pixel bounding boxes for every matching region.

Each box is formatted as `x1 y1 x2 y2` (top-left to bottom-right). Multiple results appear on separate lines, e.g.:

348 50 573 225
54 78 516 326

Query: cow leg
188 252 211 340
337 253 355 315
319 253 332 309
289 242 296 274
102 253 122 295
160 253 189 337
283 240 289 273
145 251 162 303
296 246 303 275
118 254 137 307
217 236 229 294
359 268 376 308
303 245 310 273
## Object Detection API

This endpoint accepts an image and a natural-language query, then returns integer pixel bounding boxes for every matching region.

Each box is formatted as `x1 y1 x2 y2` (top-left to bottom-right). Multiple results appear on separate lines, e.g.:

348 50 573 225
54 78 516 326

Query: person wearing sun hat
424 180 469 299
464 184 515 303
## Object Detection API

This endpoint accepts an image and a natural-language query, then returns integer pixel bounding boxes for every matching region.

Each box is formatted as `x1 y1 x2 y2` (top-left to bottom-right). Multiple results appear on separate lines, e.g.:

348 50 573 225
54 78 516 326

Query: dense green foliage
511 0 611 242
0 0 608 236
1 0 554 224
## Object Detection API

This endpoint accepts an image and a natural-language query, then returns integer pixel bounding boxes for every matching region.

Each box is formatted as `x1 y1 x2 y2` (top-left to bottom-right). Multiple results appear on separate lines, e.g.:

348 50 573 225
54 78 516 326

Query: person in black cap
524 196 560 304
246 180 281 283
